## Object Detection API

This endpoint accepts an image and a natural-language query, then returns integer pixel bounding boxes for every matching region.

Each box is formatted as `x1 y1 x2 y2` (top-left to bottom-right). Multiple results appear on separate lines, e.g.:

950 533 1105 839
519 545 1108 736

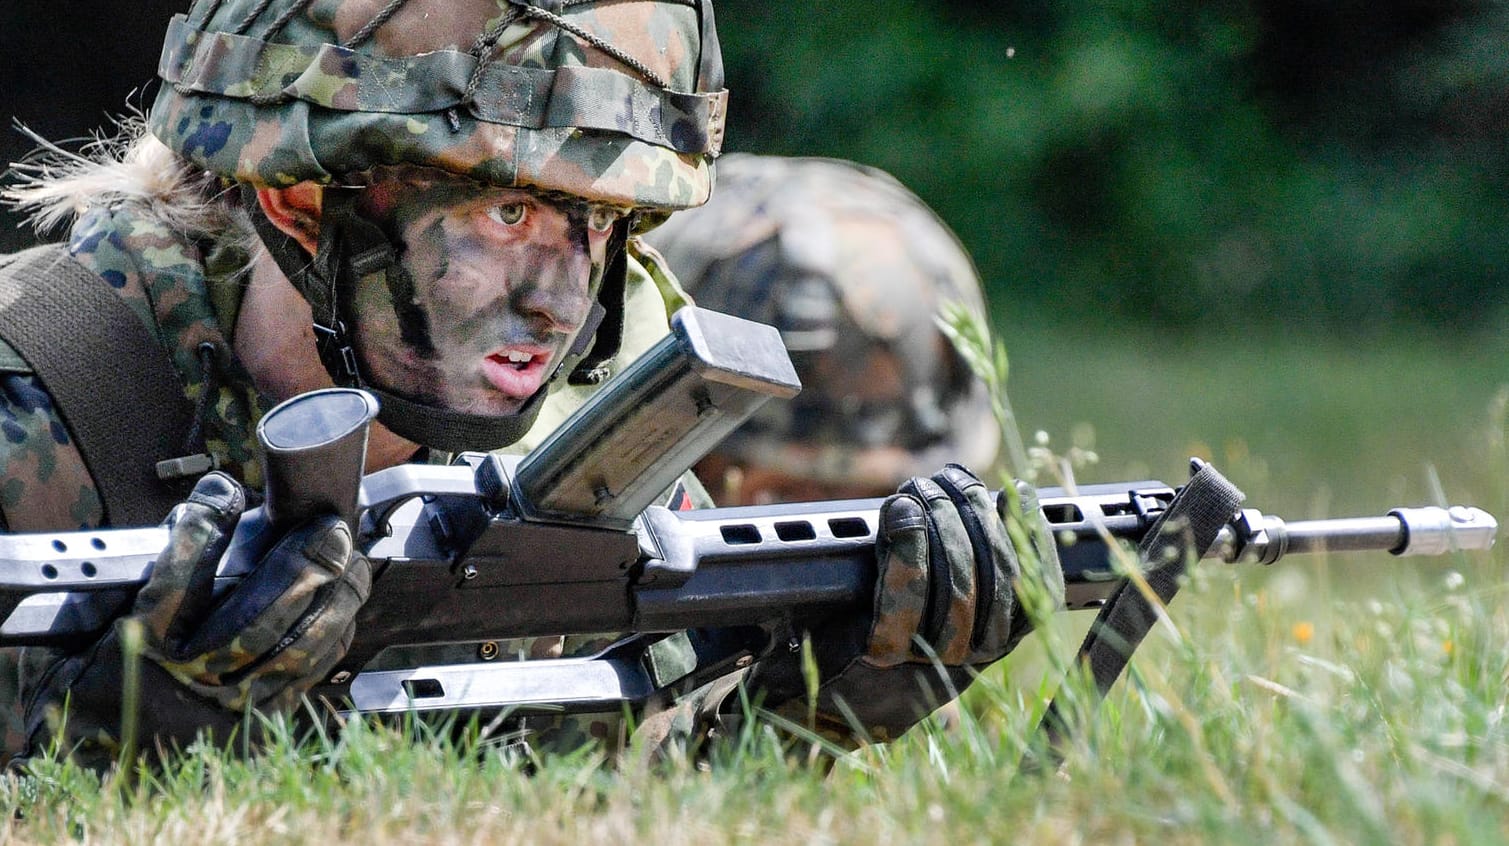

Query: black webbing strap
567 219 630 386
1033 461 1245 761
0 245 195 527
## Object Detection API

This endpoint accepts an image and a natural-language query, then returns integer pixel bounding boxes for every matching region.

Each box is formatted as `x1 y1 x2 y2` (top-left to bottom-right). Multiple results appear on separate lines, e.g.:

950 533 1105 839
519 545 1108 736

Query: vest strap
0 245 195 526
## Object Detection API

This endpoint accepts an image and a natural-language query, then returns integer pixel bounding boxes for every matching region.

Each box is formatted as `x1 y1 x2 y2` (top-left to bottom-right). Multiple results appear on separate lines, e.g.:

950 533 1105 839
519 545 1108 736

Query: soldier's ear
255 183 324 256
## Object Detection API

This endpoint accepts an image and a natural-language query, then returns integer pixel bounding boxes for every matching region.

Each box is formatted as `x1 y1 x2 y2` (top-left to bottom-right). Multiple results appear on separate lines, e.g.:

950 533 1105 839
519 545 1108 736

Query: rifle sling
0 245 195 527
1033 461 1245 762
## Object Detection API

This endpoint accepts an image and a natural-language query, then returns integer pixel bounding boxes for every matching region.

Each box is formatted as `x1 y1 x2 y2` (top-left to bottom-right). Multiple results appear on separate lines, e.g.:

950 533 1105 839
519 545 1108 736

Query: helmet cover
150 0 725 210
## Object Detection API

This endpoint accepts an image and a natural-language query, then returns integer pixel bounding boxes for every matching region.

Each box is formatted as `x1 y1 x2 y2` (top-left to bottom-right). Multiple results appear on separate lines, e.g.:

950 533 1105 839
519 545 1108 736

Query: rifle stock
0 307 1496 718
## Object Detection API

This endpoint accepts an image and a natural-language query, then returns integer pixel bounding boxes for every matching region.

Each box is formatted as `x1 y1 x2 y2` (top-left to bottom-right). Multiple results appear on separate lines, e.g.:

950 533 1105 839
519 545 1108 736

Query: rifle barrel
1276 517 1408 555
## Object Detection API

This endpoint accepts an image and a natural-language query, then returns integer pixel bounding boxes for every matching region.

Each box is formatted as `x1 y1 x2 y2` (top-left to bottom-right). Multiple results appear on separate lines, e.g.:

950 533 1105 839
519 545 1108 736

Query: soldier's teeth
498 350 534 371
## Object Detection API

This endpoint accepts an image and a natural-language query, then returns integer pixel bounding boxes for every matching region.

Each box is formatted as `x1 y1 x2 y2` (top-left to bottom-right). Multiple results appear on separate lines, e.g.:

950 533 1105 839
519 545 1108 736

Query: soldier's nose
520 269 593 334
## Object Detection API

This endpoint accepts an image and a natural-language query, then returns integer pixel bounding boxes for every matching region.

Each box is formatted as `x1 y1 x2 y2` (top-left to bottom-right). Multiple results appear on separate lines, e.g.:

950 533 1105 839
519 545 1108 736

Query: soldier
643 154 1000 506
0 1 1058 768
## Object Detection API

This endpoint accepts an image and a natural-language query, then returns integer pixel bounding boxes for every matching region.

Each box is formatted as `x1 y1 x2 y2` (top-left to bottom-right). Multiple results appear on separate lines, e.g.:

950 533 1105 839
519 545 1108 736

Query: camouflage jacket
0 200 706 762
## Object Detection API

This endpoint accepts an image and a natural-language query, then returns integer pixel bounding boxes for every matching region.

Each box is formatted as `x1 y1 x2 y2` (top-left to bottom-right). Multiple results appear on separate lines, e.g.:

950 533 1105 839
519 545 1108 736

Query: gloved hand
746 464 1063 746
21 472 372 768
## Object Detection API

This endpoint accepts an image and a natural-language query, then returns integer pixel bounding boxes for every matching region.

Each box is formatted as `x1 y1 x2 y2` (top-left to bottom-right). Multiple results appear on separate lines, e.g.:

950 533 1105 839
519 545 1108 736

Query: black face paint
377 214 440 358
567 206 593 261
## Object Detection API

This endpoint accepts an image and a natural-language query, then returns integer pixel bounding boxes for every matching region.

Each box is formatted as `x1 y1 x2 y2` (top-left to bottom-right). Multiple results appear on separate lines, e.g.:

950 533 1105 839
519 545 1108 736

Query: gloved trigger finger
238 595 361 713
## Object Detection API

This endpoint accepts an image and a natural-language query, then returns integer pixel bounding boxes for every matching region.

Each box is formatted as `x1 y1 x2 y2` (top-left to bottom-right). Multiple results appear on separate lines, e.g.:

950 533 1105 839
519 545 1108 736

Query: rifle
0 308 1495 720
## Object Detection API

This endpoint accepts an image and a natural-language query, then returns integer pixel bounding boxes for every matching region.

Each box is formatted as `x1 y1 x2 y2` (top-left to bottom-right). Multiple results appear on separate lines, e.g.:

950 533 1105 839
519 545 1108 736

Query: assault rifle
0 308 1495 720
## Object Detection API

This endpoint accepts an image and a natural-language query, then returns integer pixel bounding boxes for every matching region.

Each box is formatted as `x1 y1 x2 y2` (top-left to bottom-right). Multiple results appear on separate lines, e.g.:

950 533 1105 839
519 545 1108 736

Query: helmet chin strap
243 185 592 453
567 218 629 386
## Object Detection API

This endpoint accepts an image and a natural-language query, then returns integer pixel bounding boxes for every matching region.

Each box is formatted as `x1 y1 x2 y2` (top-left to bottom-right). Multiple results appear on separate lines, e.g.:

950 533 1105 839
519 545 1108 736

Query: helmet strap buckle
311 319 362 385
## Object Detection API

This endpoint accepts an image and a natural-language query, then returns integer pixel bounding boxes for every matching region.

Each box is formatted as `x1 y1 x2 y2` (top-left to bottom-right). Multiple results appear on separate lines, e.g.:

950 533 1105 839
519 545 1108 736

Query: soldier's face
351 170 620 416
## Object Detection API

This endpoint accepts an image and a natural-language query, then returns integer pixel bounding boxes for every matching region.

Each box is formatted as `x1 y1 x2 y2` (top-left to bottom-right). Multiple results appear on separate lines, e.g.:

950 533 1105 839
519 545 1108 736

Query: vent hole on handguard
1042 504 1083 524
774 521 817 542
402 679 445 699
828 517 869 538
721 525 761 545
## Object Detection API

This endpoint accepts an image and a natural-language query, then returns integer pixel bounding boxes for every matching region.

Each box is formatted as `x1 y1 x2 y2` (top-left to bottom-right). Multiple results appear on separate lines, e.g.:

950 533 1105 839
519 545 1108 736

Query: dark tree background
0 0 186 250
4 1 1506 335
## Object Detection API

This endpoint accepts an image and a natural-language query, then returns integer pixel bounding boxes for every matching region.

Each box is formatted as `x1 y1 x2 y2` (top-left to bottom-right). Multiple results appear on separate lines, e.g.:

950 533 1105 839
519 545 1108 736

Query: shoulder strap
1030 460 1245 766
0 245 196 526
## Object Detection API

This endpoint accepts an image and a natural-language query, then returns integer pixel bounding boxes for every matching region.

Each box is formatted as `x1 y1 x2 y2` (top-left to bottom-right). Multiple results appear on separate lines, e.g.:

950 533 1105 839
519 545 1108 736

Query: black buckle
312 320 362 384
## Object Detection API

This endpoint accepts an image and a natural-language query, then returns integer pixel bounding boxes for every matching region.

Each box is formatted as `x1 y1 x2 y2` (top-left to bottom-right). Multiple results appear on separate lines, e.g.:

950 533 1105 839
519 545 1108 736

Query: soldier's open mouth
482 346 551 398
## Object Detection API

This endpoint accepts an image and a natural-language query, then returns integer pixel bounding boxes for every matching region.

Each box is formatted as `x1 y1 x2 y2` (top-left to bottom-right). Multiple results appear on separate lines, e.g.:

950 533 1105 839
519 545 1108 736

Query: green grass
7 326 1508 844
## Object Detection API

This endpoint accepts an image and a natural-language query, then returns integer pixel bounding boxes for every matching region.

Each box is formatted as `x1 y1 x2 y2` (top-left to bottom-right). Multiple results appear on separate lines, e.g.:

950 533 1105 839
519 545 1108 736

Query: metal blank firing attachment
1391 506 1498 557
1212 505 1498 564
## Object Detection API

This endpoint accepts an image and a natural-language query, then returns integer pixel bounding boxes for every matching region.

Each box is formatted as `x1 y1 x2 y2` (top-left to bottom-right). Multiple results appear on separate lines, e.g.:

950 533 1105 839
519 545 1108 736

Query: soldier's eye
487 202 528 226
587 206 619 233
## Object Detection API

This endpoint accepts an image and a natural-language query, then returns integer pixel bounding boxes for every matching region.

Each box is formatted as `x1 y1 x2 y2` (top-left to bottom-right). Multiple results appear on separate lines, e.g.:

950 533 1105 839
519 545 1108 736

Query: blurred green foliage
713 1 1509 334
2 1 1503 334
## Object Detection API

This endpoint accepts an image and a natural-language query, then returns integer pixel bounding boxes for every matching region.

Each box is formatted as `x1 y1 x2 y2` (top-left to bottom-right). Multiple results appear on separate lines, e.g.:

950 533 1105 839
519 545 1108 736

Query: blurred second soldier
643 154 1000 505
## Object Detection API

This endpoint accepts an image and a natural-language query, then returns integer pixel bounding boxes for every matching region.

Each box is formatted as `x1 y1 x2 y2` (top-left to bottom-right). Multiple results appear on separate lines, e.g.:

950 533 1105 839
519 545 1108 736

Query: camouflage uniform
642 154 999 496
0 0 727 764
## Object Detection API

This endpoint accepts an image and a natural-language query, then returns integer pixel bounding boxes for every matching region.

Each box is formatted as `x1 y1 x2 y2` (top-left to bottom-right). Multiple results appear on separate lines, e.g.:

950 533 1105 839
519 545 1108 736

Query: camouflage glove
21 472 371 767
746 464 1062 746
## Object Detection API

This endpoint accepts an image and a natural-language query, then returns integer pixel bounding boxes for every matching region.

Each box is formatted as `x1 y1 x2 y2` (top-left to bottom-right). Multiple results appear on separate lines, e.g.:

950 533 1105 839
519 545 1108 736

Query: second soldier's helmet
642 154 999 499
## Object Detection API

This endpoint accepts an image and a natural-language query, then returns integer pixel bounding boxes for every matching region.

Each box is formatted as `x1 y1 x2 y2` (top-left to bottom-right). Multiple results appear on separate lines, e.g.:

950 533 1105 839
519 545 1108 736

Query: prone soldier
0 1 1059 768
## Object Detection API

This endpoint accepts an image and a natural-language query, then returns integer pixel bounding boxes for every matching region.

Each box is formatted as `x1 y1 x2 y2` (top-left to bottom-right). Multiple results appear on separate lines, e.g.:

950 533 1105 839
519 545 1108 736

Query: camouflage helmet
642 154 999 494
149 0 725 210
